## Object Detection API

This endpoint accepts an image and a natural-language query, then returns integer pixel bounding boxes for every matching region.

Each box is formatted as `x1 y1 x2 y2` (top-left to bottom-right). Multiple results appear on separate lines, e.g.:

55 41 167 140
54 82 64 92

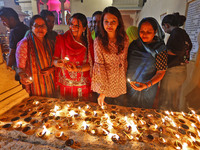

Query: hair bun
173 12 186 27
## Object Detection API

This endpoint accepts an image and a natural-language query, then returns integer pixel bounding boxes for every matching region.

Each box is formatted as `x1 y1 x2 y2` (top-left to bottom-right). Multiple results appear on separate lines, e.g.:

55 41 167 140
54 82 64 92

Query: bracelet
149 80 153 86
144 82 149 88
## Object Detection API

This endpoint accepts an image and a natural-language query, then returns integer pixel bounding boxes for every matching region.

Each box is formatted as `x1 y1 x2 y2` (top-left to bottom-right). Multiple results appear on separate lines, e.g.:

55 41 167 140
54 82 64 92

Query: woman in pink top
91 6 129 106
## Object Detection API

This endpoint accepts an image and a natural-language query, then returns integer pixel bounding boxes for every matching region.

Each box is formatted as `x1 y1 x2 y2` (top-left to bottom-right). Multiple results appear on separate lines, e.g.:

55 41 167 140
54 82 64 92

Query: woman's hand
98 94 106 106
65 62 79 72
40 66 55 75
54 59 65 68
19 73 33 85
130 81 148 91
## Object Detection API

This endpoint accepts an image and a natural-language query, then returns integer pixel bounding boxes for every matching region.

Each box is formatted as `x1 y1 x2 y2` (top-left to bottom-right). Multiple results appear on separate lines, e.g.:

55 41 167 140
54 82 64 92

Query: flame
182 112 185 116
101 105 105 109
130 120 138 133
131 113 134 117
42 125 48 135
127 78 131 82
191 123 197 128
105 113 109 118
191 110 196 115
69 110 77 117
91 130 95 134
182 142 188 150
191 136 196 142
82 121 88 130
170 111 174 115
161 118 165 123
155 124 158 129
53 105 60 112
102 128 109 135
64 56 69 61
107 119 113 130
29 77 33 81
197 130 200 137
78 106 81 109
93 111 97 116
175 134 180 139
165 111 170 115
86 105 90 109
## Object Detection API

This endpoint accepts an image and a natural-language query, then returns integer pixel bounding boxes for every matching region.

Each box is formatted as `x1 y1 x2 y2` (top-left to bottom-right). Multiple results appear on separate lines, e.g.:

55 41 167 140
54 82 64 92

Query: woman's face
162 24 170 34
69 18 86 38
32 18 47 39
103 13 119 35
139 22 156 43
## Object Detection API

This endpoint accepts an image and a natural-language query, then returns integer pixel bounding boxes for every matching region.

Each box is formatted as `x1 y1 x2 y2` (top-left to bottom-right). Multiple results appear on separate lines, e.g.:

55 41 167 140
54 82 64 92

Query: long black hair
99 6 126 54
161 12 186 27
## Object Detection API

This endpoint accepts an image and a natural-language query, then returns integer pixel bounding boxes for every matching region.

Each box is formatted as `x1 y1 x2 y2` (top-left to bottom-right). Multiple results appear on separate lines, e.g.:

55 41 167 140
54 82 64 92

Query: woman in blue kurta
126 17 167 109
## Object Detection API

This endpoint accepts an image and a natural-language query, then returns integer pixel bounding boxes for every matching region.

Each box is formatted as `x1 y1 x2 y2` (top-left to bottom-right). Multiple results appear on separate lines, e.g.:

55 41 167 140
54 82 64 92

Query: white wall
139 0 187 23
70 0 112 17
138 0 200 111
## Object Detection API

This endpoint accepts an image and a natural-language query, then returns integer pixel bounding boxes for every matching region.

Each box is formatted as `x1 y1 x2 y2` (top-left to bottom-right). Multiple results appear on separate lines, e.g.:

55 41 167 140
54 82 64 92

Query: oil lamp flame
93 111 97 116
29 77 33 81
181 112 185 116
130 120 138 133
41 125 48 136
131 113 134 117
64 56 69 61
127 78 131 82
102 128 109 135
54 105 60 112
82 121 88 130
191 123 197 128
191 136 196 142
161 118 165 123
175 134 180 139
182 142 188 150
78 106 81 109
191 110 196 115
165 111 170 115
91 130 95 134
69 110 77 117
197 130 200 137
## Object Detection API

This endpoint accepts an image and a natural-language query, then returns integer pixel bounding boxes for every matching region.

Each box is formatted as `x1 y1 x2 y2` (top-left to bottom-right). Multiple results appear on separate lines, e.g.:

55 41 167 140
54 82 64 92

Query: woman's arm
130 70 165 91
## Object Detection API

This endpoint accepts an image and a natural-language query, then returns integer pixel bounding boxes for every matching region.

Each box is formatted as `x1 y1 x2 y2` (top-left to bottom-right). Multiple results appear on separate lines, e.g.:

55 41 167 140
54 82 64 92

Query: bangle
144 82 149 88
149 80 153 86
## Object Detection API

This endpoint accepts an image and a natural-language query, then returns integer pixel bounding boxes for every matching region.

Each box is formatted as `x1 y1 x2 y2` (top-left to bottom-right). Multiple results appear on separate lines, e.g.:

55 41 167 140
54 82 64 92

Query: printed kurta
92 36 129 97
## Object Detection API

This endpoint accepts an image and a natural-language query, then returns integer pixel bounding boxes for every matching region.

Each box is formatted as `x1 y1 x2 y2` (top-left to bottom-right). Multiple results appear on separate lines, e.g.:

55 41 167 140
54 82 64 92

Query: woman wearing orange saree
16 15 55 97
53 13 94 100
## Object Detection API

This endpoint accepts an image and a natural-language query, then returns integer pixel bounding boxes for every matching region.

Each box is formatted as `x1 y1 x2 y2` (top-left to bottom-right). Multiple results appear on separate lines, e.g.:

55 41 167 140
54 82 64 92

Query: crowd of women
15 6 192 111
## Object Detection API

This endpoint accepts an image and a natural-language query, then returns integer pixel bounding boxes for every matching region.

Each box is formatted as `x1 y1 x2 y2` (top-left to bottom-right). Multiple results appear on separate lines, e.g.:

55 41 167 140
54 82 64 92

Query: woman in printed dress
16 15 55 97
53 13 94 101
91 6 129 106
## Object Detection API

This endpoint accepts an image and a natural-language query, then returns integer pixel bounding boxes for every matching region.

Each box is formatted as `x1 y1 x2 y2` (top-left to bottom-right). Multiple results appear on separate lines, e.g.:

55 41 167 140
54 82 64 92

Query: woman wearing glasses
53 13 94 101
16 15 55 97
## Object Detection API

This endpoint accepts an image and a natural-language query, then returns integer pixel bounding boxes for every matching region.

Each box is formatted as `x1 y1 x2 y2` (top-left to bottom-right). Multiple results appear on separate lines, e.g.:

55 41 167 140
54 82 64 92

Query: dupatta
26 33 55 96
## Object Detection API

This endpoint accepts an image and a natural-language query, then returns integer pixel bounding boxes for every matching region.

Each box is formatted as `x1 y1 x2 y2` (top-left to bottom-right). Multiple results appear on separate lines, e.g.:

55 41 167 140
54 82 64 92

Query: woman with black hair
53 13 94 101
91 6 129 106
16 15 55 97
126 17 167 109
159 13 192 111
